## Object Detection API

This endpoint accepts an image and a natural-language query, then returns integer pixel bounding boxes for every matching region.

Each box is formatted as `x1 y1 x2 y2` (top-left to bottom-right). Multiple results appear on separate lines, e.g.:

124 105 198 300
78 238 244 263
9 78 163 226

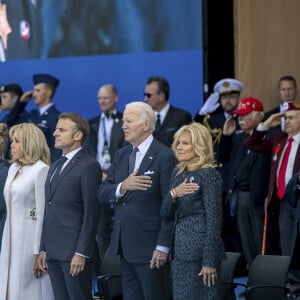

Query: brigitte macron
0 123 54 300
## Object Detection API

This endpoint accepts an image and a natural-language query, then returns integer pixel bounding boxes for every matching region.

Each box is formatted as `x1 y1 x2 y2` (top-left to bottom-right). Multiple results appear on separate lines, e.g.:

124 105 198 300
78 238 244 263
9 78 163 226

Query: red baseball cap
232 97 264 115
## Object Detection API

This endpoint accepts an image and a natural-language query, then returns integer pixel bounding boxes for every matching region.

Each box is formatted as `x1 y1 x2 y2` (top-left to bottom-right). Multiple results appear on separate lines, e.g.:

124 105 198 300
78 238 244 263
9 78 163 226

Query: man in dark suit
87 84 125 178
87 84 125 264
245 102 300 298
264 75 297 134
98 101 177 300
38 112 101 300
144 76 192 147
6 73 61 162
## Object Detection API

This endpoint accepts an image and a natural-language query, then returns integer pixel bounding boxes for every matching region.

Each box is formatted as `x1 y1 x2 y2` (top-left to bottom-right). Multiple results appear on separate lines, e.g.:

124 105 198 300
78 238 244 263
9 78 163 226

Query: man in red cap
244 101 300 299
219 97 270 270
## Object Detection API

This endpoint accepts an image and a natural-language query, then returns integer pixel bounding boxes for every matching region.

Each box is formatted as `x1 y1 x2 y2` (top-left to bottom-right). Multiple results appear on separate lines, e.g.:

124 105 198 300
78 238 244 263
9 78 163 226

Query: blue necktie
128 147 138 174
51 156 67 189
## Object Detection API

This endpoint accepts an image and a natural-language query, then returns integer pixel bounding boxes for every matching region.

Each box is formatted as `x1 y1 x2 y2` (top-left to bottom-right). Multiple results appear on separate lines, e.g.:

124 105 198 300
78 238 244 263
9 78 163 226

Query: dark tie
155 114 161 132
277 137 293 199
51 156 68 189
128 147 138 174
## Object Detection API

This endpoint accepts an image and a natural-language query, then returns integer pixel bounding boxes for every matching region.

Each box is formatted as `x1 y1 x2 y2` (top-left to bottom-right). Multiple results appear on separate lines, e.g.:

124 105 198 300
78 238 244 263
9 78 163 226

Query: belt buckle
26 208 37 220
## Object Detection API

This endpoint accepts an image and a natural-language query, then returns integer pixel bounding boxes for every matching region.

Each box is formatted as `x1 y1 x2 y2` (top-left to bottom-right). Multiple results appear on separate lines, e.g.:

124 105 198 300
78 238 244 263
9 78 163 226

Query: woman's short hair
9 123 50 166
0 123 8 159
172 122 216 174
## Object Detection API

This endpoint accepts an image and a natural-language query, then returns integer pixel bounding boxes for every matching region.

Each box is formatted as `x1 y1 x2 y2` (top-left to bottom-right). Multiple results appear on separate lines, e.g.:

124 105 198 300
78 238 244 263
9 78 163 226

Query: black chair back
246 254 290 300
220 252 241 300
97 249 122 300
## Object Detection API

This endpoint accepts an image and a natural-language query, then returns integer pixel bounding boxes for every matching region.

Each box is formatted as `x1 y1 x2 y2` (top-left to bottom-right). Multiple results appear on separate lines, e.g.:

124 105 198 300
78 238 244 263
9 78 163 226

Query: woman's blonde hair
172 122 216 175
0 123 8 159
9 123 50 166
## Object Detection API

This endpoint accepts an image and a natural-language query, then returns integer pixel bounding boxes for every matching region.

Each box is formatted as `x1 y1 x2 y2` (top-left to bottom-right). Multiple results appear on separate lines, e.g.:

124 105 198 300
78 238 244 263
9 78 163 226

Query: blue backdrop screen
0 0 203 119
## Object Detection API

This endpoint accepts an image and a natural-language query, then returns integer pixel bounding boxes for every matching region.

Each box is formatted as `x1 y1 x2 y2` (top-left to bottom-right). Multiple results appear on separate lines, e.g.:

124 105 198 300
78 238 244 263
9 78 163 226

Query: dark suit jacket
219 132 270 216
87 111 125 161
154 105 192 147
244 130 300 206
285 170 300 268
6 100 61 162
194 109 226 133
264 106 282 135
40 149 101 261
161 168 225 266
97 138 177 263
194 110 239 192
264 106 280 119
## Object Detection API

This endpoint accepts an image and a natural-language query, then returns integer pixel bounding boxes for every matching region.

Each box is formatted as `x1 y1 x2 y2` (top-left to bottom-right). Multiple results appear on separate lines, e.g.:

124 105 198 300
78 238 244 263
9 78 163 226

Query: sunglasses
144 92 160 98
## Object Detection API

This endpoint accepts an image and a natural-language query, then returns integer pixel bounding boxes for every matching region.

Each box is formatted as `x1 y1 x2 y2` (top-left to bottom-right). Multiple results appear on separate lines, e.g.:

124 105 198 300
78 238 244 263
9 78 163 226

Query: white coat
0 160 54 300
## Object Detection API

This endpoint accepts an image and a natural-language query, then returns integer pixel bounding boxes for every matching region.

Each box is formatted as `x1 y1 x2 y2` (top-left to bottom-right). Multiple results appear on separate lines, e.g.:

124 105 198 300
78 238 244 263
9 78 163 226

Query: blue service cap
213 78 244 95
33 74 60 89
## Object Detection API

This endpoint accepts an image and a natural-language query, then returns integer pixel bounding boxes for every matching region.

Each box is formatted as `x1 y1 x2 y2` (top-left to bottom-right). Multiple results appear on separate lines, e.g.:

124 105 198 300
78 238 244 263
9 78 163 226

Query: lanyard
102 117 109 146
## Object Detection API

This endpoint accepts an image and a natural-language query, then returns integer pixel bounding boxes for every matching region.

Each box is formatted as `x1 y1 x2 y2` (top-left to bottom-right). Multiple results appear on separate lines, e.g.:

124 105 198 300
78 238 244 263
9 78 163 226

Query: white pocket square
144 170 155 175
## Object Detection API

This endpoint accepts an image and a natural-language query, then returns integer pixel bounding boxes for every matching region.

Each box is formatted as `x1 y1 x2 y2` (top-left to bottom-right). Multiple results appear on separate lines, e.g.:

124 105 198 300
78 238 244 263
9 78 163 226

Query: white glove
198 92 220 115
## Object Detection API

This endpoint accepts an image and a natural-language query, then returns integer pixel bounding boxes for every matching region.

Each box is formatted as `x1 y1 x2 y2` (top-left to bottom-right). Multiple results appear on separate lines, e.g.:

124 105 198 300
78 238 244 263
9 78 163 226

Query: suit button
229 190 232 194
48 201 52 205
122 202 126 206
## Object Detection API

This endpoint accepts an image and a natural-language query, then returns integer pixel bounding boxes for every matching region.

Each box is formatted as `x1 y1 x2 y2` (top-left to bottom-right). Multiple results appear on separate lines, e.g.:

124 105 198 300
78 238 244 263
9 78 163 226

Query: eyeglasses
144 92 160 98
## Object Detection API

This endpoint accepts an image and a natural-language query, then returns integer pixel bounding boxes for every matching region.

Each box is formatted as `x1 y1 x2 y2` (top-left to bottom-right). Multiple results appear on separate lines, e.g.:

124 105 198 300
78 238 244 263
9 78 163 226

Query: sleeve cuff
257 123 268 131
115 182 125 201
156 245 169 254
75 252 89 259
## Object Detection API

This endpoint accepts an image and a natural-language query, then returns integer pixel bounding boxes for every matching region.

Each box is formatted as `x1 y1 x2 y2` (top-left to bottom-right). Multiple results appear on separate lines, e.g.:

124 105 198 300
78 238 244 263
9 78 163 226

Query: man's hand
149 249 168 269
70 254 86 277
20 90 34 103
223 115 236 136
262 112 283 129
120 170 152 194
37 252 47 274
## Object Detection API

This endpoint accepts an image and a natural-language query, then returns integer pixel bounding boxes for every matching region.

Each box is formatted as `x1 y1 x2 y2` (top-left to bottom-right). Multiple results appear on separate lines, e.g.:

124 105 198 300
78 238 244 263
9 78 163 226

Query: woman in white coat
0 123 54 300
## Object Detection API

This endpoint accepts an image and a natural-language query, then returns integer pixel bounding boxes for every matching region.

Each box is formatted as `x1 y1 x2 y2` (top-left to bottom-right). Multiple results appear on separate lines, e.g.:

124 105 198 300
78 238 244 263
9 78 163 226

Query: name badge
102 148 111 164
